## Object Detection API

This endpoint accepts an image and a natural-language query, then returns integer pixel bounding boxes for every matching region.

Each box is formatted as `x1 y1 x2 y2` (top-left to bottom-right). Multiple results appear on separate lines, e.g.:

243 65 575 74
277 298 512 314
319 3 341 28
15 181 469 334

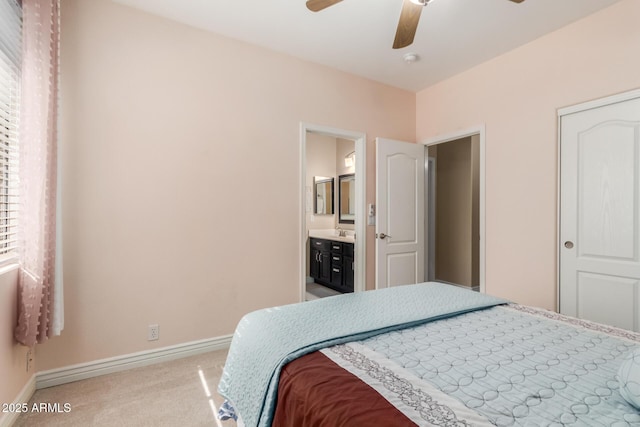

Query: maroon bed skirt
272 351 417 427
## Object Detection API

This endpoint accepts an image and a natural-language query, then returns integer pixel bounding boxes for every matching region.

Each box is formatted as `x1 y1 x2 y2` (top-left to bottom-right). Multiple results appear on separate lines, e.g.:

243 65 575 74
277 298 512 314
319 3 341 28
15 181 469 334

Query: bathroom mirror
314 176 334 215
339 174 355 224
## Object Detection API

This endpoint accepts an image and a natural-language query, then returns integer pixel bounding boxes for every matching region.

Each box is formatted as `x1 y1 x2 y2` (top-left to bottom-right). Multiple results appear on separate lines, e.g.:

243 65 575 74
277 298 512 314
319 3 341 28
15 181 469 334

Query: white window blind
0 0 21 258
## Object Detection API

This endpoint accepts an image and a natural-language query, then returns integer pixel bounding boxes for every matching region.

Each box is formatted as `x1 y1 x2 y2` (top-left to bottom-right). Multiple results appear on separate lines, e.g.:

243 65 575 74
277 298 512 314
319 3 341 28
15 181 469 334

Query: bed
217 282 640 426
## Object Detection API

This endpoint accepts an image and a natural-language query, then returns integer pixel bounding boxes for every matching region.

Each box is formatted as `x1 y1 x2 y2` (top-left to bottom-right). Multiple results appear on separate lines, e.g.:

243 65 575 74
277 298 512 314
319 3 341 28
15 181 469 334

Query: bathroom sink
308 229 355 243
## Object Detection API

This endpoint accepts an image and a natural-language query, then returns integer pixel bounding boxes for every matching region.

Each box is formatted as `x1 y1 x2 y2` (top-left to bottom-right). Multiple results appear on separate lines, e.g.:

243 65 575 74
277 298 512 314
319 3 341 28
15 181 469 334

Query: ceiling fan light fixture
409 0 434 6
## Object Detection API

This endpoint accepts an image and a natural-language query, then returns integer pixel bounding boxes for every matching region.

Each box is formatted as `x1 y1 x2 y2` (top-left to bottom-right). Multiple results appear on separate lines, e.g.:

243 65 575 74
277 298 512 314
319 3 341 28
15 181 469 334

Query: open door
376 138 425 288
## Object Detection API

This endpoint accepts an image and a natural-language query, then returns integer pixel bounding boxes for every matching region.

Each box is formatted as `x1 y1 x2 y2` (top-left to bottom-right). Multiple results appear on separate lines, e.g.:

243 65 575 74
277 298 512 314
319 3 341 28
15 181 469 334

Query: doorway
425 136 480 290
374 128 485 292
423 126 485 293
299 123 366 302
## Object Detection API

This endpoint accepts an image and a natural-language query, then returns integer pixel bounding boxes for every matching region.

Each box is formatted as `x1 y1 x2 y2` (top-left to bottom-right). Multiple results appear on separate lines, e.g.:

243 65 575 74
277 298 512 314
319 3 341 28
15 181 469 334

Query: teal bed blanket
217 282 507 427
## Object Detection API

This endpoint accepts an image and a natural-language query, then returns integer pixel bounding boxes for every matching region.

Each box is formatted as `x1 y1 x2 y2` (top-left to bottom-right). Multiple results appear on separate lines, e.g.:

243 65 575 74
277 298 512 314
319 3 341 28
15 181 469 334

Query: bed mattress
217 283 640 426
273 304 640 426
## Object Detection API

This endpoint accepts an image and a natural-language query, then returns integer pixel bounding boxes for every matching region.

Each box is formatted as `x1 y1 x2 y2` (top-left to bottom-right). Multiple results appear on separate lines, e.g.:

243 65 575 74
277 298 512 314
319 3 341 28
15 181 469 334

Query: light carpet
15 349 235 426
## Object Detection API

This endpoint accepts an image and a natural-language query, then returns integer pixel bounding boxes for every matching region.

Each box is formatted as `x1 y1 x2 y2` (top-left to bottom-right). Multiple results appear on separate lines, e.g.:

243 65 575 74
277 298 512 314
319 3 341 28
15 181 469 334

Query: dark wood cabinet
310 237 354 293
310 239 331 284
343 242 354 292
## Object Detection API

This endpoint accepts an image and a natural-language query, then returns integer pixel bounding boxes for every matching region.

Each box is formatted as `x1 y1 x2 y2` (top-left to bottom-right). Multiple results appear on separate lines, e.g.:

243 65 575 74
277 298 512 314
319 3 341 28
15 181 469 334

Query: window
0 0 21 260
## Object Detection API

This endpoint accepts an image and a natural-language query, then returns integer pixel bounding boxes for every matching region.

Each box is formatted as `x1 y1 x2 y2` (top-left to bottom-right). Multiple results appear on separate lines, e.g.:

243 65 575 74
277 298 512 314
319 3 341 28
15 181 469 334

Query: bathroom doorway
299 123 366 302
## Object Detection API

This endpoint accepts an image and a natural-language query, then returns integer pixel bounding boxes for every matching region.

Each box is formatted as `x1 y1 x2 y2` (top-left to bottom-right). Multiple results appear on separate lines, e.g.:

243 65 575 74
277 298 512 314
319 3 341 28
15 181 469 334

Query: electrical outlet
148 324 159 341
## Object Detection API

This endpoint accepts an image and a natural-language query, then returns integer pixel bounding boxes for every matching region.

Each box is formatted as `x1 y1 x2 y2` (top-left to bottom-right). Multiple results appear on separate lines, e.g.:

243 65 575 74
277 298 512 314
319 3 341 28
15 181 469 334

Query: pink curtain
14 0 61 347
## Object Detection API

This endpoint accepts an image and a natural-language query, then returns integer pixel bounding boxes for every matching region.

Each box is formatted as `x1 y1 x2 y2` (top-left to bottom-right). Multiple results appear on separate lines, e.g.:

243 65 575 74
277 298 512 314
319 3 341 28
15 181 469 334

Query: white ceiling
111 0 622 92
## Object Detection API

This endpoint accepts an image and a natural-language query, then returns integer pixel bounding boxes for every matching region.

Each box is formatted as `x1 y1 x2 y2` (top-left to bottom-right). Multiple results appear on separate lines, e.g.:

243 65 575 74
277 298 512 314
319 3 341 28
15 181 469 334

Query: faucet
336 227 346 237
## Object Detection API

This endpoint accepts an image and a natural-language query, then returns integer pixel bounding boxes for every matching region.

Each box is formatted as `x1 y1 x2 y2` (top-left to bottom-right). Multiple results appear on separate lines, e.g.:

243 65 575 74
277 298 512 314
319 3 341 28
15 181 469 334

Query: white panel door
560 95 640 331
376 138 425 288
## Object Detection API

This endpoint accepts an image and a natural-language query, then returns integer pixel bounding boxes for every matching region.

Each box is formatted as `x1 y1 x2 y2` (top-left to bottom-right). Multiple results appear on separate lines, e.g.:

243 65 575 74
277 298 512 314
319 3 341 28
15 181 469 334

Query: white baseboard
0 374 36 427
435 280 479 292
36 334 233 390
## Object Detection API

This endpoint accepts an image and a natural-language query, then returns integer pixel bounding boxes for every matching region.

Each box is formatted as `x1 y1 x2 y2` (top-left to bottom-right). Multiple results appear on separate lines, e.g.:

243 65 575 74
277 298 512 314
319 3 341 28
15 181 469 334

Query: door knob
378 233 392 240
564 241 574 249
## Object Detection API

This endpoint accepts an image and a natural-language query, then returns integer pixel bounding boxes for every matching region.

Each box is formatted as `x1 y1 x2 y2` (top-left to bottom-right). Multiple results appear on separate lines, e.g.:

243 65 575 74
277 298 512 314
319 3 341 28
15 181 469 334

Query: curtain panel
14 0 62 347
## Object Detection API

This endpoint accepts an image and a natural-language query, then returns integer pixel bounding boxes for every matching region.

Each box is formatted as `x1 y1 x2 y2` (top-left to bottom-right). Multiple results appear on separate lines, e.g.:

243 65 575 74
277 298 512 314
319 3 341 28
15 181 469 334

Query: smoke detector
403 52 420 64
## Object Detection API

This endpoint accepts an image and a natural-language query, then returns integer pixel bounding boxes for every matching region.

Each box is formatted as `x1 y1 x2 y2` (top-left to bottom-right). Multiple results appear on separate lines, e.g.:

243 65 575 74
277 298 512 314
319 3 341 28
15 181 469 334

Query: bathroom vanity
310 236 354 294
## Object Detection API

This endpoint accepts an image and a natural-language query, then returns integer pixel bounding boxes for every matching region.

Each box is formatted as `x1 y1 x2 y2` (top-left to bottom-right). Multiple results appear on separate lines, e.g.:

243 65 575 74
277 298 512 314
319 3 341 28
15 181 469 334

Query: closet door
559 92 640 331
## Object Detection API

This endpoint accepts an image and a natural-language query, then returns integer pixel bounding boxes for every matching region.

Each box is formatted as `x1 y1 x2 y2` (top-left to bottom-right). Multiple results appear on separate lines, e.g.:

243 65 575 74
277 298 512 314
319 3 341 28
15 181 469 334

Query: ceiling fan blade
393 0 423 49
306 0 343 12
508 0 525 3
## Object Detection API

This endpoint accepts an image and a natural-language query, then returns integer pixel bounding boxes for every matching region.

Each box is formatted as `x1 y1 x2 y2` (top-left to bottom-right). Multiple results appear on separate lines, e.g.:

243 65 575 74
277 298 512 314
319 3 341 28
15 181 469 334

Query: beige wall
416 0 640 310
35 0 415 371
306 133 337 231
305 135 355 232
0 267 33 424
336 138 356 179
335 138 355 231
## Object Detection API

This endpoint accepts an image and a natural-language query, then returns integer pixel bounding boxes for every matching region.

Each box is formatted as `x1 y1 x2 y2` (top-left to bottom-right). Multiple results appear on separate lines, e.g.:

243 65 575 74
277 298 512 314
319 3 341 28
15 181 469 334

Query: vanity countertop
308 229 355 244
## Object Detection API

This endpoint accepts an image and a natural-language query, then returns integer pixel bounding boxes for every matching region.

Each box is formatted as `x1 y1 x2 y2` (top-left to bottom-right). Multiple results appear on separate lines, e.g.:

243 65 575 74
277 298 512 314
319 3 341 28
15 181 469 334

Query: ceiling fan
306 0 526 49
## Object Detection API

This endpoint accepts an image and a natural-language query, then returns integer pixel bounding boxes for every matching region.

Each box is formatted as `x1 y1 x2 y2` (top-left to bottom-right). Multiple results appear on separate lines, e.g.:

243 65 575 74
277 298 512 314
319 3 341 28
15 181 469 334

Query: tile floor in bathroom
305 282 342 301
